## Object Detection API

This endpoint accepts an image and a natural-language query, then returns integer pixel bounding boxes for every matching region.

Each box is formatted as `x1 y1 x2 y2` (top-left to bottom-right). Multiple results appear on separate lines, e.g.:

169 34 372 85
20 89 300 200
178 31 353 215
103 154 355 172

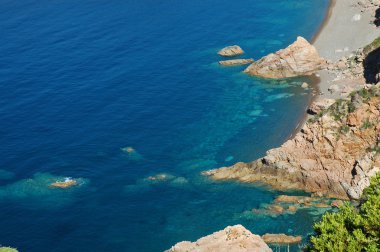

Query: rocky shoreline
168 0 380 250
203 84 380 200
203 0 380 201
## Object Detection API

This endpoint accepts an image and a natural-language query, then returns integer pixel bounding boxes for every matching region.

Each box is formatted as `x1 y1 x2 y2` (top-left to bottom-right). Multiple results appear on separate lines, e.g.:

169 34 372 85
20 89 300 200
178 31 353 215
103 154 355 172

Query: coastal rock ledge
203 85 380 199
166 225 272 252
244 36 325 78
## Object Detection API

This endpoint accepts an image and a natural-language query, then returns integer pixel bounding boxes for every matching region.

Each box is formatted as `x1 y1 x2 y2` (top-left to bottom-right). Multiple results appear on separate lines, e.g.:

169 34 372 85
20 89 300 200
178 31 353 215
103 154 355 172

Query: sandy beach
313 0 380 99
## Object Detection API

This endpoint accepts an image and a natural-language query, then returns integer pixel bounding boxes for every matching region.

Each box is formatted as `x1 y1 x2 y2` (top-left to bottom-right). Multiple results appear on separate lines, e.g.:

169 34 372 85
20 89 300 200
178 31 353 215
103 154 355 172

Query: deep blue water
0 0 329 251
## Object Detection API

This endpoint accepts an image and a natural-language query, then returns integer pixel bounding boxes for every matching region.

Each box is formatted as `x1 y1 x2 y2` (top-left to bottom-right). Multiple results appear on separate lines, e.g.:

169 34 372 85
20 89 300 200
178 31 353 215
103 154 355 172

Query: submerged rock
166 225 272 252
301 82 309 89
0 173 87 207
261 233 302 244
51 178 78 188
244 37 325 78
121 146 143 161
218 45 244 57
144 173 175 182
219 59 254 66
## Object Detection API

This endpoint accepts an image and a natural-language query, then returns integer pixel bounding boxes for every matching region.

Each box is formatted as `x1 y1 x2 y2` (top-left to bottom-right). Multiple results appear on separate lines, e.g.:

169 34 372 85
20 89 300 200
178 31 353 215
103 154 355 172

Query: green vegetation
362 118 374 130
364 37 380 56
357 87 378 101
0 247 18 252
368 139 380 154
307 173 380 252
339 125 350 134
329 99 348 122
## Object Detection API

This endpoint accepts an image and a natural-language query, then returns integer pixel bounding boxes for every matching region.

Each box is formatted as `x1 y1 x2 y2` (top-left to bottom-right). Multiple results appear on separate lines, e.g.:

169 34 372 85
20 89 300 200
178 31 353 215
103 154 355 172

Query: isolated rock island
218 45 244 57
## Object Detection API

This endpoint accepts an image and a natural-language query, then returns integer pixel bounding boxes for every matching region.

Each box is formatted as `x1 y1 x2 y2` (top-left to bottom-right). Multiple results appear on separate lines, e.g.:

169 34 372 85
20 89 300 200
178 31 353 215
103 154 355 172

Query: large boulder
244 37 325 78
218 45 244 57
166 225 272 252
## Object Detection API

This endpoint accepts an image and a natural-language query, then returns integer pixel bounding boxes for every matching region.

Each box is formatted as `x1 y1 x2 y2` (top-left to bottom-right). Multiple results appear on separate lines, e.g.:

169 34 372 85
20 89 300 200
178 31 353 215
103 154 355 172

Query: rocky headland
203 85 380 199
165 225 272 252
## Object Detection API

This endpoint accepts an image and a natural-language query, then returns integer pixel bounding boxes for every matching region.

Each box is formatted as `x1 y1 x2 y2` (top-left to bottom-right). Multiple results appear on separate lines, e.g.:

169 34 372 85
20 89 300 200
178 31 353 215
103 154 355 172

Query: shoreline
313 0 380 100
288 0 335 140
291 0 380 138
311 0 336 45
203 0 380 199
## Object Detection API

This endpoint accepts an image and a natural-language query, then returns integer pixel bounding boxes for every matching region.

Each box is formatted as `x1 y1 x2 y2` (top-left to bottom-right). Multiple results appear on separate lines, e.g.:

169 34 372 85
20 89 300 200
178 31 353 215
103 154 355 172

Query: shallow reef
0 170 14 180
0 172 88 208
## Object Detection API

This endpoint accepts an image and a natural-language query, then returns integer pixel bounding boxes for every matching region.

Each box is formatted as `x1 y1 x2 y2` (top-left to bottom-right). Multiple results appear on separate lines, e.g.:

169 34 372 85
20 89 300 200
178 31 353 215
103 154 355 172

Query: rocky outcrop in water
203 85 380 199
262 234 302 244
244 37 325 78
166 225 272 252
219 59 254 66
51 178 77 188
218 45 244 57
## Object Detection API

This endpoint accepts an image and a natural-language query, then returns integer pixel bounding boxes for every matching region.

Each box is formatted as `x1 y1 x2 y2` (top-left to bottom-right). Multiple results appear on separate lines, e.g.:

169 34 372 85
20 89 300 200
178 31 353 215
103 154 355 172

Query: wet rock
261 233 302 244
218 46 244 57
331 200 345 208
287 205 298 213
267 204 284 214
51 178 78 188
144 173 175 182
314 203 331 208
274 195 301 203
219 59 254 66
166 225 272 252
301 82 309 89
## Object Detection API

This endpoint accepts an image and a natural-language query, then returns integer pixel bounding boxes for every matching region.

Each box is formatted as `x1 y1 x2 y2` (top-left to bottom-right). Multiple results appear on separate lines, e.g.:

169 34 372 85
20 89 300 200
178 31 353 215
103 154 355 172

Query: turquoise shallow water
0 0 329 251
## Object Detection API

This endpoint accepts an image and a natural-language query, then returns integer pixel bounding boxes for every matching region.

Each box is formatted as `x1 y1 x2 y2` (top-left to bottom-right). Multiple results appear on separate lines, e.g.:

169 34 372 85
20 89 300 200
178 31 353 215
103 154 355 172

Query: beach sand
313 0 380 99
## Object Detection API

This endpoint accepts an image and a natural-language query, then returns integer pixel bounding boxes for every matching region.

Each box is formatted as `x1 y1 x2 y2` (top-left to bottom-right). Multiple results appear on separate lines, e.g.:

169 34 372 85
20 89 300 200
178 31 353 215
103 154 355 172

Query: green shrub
308 173 380 251
0 247 18 252
362 118 374 130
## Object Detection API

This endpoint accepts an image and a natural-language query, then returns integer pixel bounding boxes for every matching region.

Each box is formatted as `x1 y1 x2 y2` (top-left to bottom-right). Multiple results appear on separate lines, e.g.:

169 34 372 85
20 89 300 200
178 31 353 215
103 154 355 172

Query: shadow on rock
364 45 380 83
374 8 380 26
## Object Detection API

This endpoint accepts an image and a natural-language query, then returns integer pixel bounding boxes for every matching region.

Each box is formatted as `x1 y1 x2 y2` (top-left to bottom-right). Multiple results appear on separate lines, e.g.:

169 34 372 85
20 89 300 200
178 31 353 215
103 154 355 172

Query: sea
0 0 330 251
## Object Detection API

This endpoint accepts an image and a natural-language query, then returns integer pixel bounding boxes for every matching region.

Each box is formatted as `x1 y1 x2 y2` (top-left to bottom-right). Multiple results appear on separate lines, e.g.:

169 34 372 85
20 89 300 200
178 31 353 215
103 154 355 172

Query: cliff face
203 86 380 199
244 37 325 78
166 225 272 252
